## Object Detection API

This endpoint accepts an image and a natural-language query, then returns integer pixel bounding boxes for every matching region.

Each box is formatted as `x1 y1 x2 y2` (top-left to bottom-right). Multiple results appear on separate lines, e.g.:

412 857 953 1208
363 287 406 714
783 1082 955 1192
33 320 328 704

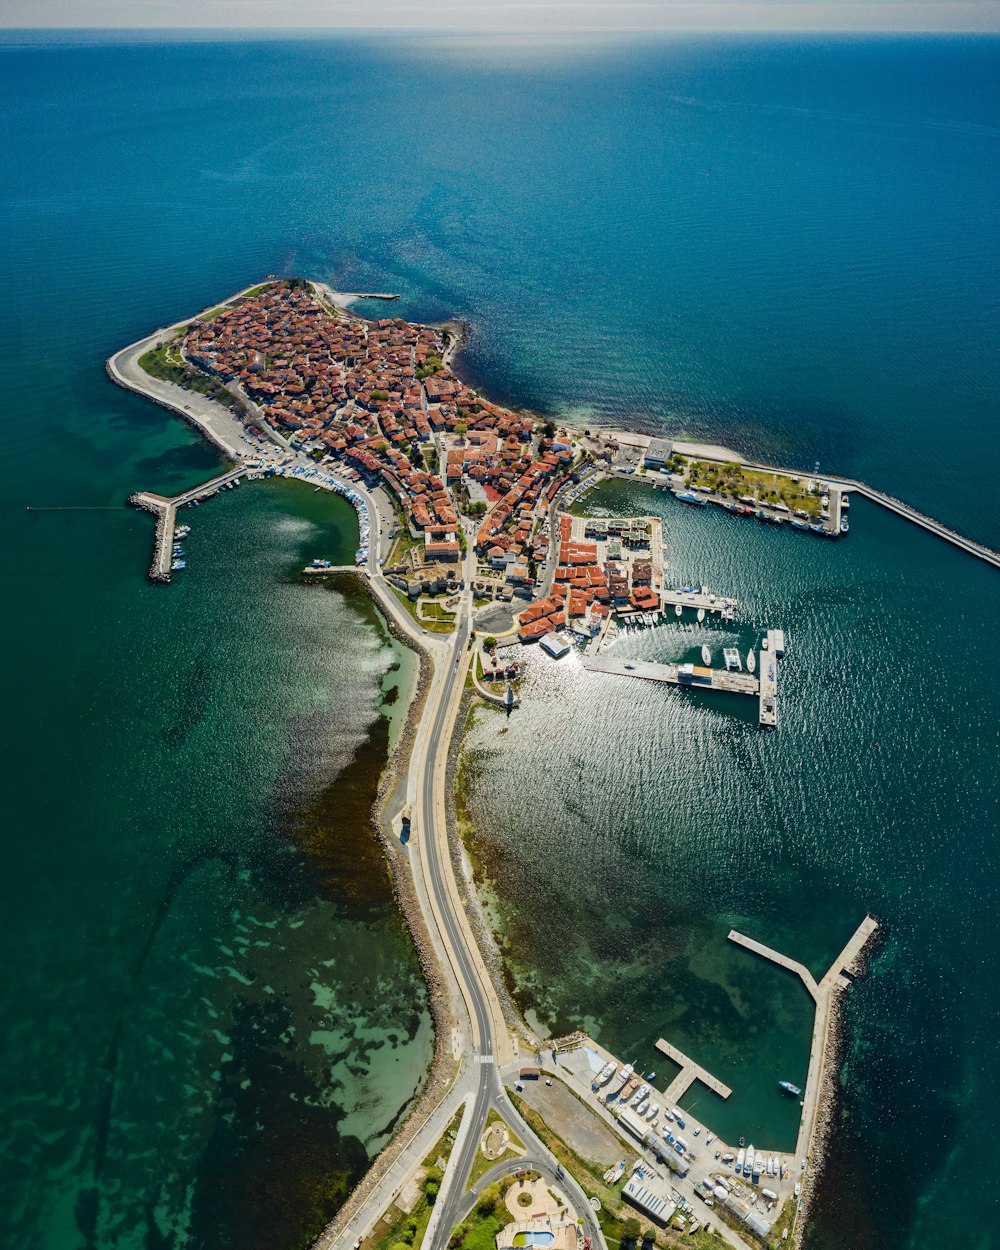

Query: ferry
675 491 708 506
701 645 712 666
724 648 742 671
778 1080 802 1096
747 649 756 673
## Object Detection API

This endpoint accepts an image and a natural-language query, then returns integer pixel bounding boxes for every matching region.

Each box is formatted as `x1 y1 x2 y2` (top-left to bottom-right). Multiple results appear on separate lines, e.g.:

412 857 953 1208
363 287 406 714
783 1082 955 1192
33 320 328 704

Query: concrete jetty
129 466 244 582
661 587 737 614
583 654 759 696
727 916 881 1183
727 930 819 1001
655 1037 733 1104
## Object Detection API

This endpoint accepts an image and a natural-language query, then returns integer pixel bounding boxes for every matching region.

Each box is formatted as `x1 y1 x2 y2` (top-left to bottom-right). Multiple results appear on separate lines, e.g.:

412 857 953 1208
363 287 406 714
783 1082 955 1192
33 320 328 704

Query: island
108 275 995 1250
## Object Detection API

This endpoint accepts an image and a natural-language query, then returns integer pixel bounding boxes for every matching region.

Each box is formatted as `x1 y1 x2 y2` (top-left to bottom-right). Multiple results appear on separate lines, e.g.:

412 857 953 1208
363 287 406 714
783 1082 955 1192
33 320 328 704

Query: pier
654 1037 733 1104
129 465 245 582
727 915 880 1171
661 587 737 614
583 654 759 696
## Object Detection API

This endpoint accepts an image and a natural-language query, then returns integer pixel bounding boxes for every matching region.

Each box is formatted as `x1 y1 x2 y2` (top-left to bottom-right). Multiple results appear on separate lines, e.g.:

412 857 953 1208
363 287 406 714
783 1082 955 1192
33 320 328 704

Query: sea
1 29 999 1250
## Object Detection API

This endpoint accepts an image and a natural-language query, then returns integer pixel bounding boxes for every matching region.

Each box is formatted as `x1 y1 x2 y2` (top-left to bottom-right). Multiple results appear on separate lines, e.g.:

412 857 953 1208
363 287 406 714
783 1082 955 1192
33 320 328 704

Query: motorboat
697 607 705 622
735 1149 745 1173
745 1145 755 1176
779 1080 802 1097
675 604 682 617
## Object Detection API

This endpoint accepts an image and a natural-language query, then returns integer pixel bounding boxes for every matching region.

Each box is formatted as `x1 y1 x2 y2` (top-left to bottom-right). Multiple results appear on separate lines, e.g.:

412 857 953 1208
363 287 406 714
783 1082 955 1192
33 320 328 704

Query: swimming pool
512 1233 553 1248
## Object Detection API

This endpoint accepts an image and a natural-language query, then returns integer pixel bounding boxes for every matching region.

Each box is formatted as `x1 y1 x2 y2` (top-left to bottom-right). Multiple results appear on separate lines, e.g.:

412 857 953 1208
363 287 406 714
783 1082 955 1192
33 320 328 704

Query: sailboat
701 645 712 667
747 649 756 673
697 607 705 622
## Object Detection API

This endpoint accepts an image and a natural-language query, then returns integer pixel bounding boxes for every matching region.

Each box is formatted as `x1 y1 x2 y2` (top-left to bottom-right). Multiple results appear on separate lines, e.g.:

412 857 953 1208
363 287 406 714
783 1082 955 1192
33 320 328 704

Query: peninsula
108 276 988 1250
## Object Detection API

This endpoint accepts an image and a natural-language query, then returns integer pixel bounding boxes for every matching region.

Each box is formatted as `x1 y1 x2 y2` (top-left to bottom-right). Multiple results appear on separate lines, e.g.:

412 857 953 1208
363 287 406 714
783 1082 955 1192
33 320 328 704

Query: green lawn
390 587 455 634
464 1109 524 1190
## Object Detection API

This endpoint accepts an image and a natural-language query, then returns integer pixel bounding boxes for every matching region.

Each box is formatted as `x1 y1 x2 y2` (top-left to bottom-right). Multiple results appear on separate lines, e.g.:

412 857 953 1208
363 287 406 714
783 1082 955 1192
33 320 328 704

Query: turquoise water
2 29 999 1250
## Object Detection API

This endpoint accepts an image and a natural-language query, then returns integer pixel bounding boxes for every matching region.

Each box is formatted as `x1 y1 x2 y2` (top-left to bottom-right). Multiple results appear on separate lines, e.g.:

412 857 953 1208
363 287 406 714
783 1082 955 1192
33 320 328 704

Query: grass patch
465 1109 524 1190
367 1112 464 1250
138 341 248 416
390 587 455 634
683 460 821 516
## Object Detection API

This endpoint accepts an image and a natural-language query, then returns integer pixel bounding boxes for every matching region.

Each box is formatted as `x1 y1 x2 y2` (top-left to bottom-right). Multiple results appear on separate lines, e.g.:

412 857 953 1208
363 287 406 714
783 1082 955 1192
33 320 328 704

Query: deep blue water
2 29 999 1250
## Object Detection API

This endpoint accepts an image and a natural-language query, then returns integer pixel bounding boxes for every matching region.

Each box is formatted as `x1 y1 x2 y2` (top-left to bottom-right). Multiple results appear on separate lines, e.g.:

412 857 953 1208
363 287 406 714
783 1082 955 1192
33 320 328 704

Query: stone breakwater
127 492 172 583
311 574 457 1250
793 925 883 1248
445 692 538 1050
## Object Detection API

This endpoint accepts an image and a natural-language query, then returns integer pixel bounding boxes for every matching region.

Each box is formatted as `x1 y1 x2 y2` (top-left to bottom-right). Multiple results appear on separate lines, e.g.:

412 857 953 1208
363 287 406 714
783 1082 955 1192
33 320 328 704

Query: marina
582 630 786 729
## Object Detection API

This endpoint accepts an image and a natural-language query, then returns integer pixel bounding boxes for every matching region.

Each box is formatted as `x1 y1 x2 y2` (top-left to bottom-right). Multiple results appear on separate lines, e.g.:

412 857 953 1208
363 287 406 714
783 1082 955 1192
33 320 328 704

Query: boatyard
543 914 880 1247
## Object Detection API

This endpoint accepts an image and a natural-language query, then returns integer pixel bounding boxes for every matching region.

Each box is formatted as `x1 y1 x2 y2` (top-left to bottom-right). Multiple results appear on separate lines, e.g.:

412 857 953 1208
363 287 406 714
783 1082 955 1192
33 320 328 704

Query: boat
778 1080 802 1097
810 523 825 534
752 1152 762 1179
595 1061 617 1086
842 494 850 509
840 518 849 533
735 1149 745 1173
697 607 705 622
724 648 741 672
747 649 756 673
675 604 682 617
701 645 712 666
722 501 736 512
721 1153 734 1165
790 519 809 531
745 1145 755 1176
675 491 709 506
170 560 186 570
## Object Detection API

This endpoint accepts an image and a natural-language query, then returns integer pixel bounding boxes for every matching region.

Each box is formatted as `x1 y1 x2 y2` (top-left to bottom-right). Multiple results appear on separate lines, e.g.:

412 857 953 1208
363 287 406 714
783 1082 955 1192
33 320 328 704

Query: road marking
476 1054 495 1064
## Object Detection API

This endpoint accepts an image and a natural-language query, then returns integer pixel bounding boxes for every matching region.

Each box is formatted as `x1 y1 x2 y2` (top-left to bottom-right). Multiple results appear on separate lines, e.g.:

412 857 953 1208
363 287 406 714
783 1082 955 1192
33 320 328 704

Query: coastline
106 279 886 1250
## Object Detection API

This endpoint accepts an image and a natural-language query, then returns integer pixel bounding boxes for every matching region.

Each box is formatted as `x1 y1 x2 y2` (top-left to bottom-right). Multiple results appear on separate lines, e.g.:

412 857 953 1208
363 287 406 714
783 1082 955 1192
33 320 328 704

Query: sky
2 0 1000 33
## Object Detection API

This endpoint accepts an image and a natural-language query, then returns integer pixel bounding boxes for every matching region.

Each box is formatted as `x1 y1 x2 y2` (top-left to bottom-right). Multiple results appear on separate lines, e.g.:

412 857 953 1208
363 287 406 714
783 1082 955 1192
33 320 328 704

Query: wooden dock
655 1037 733 1105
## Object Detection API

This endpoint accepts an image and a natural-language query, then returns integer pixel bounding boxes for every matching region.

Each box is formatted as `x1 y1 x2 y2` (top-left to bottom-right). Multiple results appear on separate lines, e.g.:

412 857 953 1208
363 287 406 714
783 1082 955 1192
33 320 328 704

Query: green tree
620 1217 641 1247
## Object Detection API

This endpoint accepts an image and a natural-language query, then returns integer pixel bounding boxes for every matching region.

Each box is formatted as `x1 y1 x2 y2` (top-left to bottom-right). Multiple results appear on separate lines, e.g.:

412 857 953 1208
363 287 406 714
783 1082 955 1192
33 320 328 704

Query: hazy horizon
2 0 1000 34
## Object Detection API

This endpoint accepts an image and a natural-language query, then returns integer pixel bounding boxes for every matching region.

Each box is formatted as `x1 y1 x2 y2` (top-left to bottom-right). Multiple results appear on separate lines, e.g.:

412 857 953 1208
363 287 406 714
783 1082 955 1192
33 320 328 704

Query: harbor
582 628 785 728
543 914 880 1247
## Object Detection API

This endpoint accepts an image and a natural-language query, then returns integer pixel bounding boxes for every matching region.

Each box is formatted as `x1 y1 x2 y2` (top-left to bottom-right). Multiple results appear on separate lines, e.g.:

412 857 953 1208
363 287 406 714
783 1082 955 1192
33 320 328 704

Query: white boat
747 649 756 673
724 648 741 672
735 1149 745 1172
595 1061 617 1086
701 645 711 666
745 1145 755 1176
675 604 682 617
697 607 705 622
646 1103 659 1121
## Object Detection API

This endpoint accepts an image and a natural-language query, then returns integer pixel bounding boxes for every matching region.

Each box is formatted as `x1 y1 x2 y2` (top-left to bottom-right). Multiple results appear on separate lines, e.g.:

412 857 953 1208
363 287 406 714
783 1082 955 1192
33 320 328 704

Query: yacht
735 1149 745 1173
745 1145 755 1176
675 603 682 617
697 607 705 622
701 644 712 666
724 648 742 672
747 649 756 673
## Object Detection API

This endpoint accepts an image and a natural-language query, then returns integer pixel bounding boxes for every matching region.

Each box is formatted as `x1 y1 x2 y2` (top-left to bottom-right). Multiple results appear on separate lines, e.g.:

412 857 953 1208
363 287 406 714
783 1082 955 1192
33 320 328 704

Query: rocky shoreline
311 574 460 1250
